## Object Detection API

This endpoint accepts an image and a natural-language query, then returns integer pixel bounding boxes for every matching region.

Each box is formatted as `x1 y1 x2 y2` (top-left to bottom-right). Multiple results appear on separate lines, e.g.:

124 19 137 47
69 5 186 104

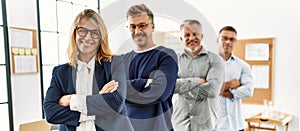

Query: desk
19 120 51 131
246 111 292 131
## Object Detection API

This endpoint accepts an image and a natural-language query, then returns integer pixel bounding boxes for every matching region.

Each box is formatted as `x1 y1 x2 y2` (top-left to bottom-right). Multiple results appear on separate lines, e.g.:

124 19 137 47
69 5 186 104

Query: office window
58 33 69 64
42 65 55 97
39 0 56 32
0 66 7 103
40 32 58 64
0 28 4 64
1 0 12 130
0 104 10 131
0 2 2 25
38 0 100 97
57 2 73 32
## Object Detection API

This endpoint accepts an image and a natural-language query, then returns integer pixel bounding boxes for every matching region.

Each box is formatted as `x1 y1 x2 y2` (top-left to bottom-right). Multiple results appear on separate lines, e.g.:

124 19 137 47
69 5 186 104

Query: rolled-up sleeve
175 78 201 94
197 55 224 99
230 62 254 99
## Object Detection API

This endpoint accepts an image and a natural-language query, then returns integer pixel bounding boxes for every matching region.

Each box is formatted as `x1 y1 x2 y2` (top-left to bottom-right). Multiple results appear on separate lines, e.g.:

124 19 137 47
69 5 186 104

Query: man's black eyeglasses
127 23 151 32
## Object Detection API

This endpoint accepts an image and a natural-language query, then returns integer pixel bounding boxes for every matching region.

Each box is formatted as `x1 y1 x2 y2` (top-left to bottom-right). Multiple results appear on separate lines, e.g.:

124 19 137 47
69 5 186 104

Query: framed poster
10 27 38 74
233 37 274 105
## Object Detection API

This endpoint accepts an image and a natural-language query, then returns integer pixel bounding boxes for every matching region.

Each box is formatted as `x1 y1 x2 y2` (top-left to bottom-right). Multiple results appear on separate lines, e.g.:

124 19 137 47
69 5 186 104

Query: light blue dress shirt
217 54 254 131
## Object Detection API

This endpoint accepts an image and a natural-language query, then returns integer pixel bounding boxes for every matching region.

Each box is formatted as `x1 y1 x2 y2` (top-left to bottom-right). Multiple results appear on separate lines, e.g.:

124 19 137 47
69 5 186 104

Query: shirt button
189 68 192 71
190 116 193 118
189 104 193 107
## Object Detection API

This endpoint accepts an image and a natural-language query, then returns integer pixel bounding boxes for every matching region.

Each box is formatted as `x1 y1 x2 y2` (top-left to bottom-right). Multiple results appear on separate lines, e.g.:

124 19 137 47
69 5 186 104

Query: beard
185 46 199 53
133 32 148 48
185 39 201 53
133 32 146 38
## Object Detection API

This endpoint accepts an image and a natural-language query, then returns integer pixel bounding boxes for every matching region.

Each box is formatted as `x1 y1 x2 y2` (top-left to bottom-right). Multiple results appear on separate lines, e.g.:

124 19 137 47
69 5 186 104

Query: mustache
133 32 146 38
187 39 198 45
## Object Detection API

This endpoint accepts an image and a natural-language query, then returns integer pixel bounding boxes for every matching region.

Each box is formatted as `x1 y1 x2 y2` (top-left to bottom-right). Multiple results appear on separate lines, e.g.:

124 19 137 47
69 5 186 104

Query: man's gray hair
180 19 203 34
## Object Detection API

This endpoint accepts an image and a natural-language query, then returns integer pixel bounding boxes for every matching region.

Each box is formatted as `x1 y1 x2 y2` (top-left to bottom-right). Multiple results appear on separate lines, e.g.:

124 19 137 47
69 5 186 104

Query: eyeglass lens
76 27 100 39
221 36 236 42
129 23 149 31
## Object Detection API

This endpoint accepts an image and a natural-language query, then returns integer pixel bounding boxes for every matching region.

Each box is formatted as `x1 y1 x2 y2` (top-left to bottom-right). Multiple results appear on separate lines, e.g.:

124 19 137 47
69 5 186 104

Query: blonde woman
43 9 132 131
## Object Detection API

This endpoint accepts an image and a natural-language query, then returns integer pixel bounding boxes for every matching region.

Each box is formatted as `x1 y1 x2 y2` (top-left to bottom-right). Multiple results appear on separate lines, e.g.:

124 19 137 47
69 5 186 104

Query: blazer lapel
93 61 111 94
71 67 77 93
57 65 76 94
102 61 111 82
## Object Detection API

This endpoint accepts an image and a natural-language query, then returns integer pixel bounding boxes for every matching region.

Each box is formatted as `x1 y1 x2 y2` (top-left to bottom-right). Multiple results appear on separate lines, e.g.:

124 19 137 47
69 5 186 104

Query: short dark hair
219 26 237 34
126 4 154 23
180 19 202 33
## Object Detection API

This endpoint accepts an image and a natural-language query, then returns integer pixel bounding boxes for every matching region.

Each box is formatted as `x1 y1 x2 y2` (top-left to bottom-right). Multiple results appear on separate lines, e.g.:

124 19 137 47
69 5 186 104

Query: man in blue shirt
216 26 254 131
121 4 178 131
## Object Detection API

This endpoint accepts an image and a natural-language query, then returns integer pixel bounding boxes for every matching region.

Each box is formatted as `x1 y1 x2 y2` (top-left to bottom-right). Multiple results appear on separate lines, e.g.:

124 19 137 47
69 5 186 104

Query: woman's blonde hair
67 9 112 67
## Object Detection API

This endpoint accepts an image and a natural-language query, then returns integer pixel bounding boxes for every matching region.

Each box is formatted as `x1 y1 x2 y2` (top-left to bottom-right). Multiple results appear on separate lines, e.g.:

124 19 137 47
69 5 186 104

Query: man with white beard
172 20 224 131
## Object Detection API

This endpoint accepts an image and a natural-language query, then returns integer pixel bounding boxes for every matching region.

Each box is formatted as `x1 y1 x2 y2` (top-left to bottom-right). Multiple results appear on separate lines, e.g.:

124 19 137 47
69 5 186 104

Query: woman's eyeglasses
76 27 101 39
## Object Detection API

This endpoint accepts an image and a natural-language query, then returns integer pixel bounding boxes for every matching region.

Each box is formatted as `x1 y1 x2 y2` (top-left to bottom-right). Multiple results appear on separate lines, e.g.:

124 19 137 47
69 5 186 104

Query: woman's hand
59 95 72 106
99 80 119 94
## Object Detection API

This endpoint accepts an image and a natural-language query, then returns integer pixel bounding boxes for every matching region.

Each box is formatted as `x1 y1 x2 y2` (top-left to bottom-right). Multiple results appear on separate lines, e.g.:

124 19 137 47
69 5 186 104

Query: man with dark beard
171 20 224 131
121 4 178 131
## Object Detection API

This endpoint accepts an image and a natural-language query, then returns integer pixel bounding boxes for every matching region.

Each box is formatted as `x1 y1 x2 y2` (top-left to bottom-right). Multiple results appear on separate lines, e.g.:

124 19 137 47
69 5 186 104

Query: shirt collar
180 46 208 57
226 54 237 62
230 54 237 60
77 56 96 72
134 45 159 53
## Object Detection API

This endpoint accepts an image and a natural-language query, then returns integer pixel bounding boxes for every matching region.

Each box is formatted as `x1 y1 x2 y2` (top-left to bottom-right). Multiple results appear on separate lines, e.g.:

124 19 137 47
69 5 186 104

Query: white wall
6 0 43 130
7 0 300 130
